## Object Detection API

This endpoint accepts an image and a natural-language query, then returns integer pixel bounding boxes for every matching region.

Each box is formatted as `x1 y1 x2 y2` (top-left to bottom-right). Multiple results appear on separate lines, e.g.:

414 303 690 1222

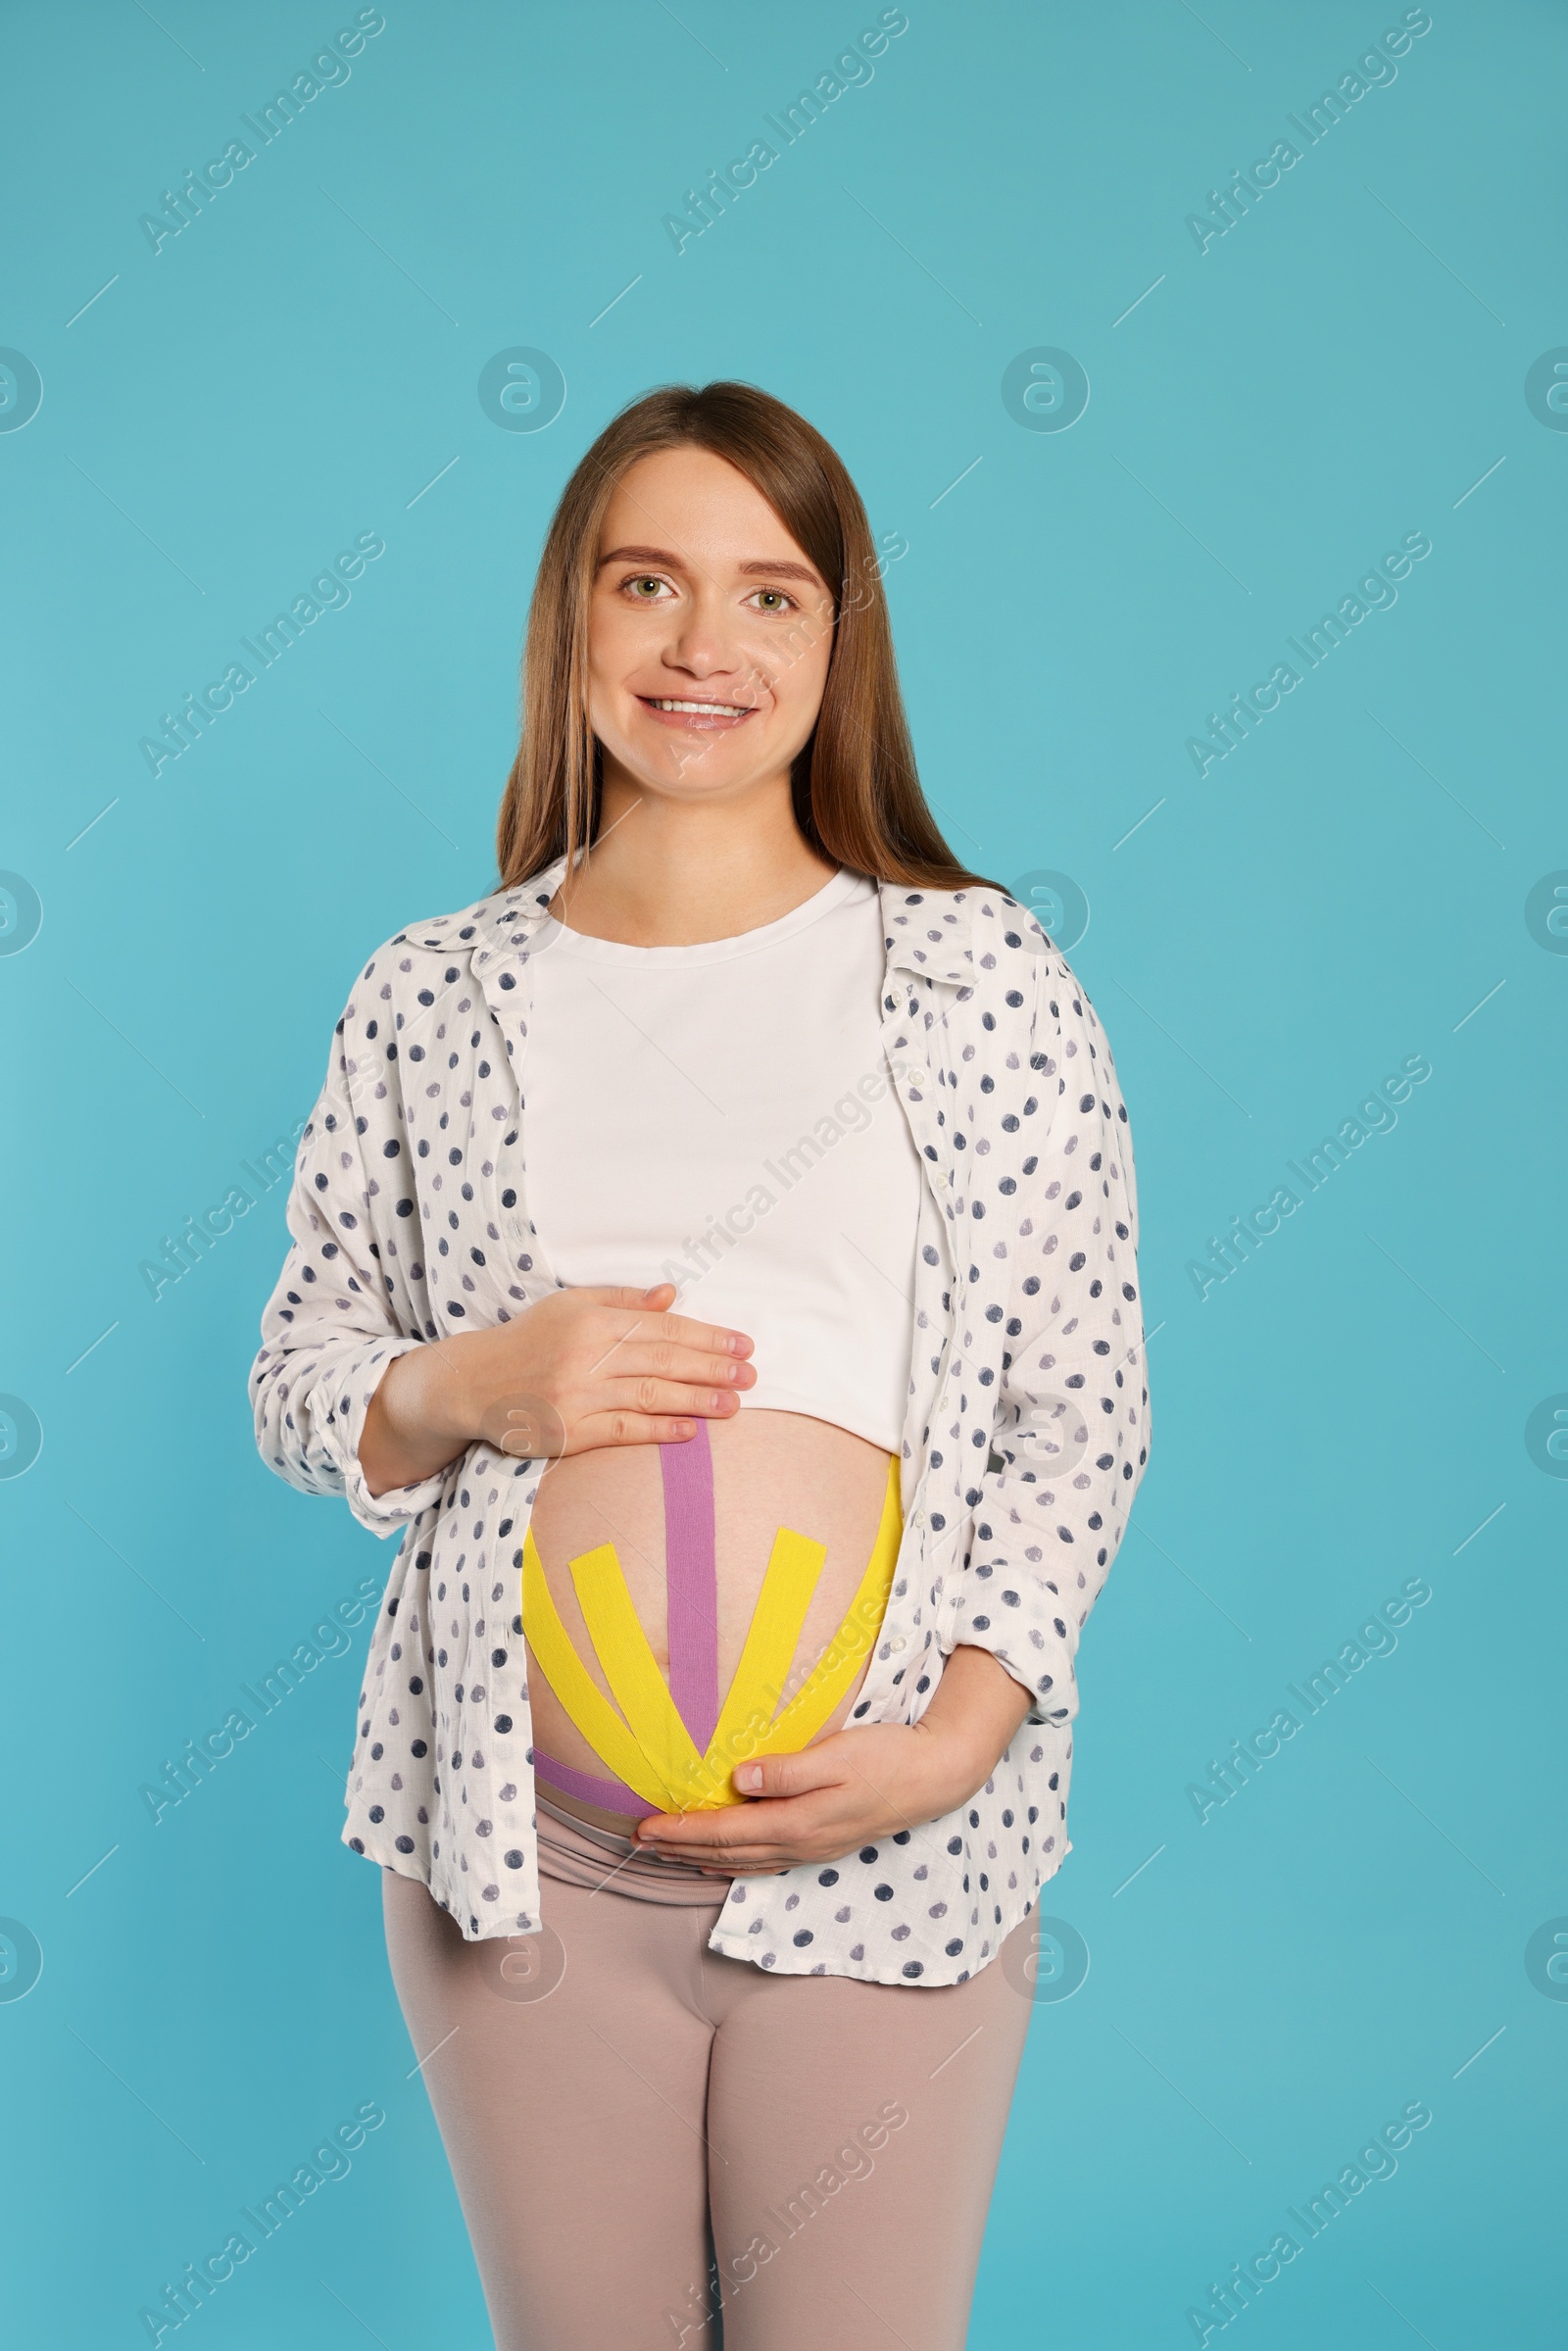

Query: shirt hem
702 1844 1066 1987
343 1818 1072 1982
342 1821 544 1938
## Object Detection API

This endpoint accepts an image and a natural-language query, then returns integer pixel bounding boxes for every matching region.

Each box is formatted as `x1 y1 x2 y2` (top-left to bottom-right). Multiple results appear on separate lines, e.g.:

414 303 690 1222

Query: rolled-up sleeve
948 949 1151 1726
249 1004 448 1538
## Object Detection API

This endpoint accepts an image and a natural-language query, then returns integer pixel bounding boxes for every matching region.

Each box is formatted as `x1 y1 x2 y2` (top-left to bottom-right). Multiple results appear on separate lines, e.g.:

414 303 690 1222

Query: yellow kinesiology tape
521 1453 904 1810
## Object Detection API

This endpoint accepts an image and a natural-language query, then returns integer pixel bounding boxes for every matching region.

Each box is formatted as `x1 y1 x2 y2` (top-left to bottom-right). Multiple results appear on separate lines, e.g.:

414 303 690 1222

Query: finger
645 1308 755 1359
688 1860 791 1876
638 1790 839 1853
584 1306 752 1388
590 1299 755 1359
638 1823 799 1861
729 1749 843 1801
645 1842 808 1874
683 1856 793 1875
578 1283 680 1312
639 1823 803 1855
597 1378 747 1422
567 1412 703 1451
633 1814 791 1873
602 1342 757 1390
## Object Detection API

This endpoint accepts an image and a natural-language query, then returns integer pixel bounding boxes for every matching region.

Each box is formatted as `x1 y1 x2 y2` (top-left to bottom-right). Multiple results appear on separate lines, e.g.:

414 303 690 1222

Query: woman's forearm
359 1340 475 1496
916 1643 1035 1788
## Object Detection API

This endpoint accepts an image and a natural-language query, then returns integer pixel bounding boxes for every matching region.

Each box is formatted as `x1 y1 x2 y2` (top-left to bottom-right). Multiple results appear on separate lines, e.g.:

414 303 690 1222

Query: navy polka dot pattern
249 857 1150 1984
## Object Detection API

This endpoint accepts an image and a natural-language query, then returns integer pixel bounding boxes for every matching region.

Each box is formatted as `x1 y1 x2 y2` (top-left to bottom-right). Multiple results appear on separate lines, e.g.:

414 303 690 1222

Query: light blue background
2 2 1564 2343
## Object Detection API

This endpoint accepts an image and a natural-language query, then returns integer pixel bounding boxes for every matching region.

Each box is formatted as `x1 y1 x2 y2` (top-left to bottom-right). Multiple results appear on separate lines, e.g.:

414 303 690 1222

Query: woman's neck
552 767 839 947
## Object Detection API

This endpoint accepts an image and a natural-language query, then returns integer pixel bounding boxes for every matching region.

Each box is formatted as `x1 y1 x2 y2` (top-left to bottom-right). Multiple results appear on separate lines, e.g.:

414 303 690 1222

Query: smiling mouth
639 696 758 725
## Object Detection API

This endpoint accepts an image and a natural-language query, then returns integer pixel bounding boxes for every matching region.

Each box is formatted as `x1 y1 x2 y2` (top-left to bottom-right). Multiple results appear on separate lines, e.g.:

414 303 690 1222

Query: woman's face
587 446 835 809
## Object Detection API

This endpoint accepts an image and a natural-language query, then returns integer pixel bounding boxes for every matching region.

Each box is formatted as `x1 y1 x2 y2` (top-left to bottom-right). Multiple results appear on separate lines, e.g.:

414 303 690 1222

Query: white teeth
651 699 750 715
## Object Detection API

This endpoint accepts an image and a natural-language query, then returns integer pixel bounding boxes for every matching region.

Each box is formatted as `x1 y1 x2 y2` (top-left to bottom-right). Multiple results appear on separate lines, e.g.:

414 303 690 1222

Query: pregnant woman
251 380 1149 2350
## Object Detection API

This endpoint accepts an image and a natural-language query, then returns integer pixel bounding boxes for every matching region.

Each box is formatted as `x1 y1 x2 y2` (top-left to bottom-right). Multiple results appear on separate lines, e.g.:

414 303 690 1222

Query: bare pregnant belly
523 1410 898 1831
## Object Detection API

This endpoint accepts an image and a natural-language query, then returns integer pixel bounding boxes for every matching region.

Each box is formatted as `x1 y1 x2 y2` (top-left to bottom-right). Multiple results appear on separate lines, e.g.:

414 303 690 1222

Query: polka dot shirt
249 860 1151 1986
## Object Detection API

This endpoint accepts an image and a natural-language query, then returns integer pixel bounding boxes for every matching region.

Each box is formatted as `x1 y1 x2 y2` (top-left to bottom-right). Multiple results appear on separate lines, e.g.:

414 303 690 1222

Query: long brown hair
494 380 994 891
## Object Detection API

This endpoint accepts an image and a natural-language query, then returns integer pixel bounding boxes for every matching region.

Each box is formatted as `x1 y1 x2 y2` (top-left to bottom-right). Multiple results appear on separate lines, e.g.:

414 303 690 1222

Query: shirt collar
397 856 570 969
876 880 986 987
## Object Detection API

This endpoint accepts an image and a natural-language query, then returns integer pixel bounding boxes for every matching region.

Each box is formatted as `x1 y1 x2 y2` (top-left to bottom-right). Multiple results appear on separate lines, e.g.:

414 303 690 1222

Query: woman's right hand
357 1283 755 1497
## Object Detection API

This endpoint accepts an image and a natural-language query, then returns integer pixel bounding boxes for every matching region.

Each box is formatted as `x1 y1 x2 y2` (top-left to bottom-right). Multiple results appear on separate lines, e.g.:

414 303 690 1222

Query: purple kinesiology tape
659 1415 721 1753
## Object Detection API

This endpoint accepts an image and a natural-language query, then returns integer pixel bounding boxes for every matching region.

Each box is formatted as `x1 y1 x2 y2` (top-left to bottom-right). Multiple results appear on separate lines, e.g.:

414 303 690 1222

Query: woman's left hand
632 1644 1035 1875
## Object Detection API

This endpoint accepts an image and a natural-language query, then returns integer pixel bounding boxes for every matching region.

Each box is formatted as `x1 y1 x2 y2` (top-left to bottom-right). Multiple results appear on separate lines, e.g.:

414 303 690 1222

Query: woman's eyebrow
735 558 821 585
597 543 684 570
597 543 822 586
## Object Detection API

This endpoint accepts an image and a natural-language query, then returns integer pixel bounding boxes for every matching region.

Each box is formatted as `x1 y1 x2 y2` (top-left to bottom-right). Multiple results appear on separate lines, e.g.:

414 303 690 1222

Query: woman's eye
750 589 793 613
626 575 670 600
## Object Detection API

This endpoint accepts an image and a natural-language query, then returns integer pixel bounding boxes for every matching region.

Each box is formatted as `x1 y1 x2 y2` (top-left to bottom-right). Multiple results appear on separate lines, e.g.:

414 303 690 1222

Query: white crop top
521 867 922 1453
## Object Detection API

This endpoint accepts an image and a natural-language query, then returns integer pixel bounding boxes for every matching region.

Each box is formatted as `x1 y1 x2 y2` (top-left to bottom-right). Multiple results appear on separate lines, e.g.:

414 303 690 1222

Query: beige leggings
382 1851 1034 2350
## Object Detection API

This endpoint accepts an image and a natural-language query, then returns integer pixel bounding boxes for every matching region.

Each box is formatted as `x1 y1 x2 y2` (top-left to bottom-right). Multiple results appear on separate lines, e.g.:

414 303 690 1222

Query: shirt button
912 1507 926 1529
888 1636 906 1653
